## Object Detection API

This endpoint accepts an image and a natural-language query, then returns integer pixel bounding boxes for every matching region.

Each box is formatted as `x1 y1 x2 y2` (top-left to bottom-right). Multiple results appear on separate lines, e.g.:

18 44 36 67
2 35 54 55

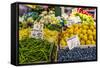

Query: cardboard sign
67 35 80 50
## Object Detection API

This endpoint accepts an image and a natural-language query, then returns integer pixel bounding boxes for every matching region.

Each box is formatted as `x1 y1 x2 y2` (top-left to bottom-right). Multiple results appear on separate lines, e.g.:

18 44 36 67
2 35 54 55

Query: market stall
18 4 96 64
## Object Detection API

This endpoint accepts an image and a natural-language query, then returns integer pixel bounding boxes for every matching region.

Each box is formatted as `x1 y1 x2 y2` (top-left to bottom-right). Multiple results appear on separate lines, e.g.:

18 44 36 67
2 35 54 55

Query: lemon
79 33 83 39
74 25 78 30
91 40 96 45
87 29 92 35
69 34 74 38
73 24 78 28
93 29 96 36
74 30 79 35
90 25 95 30
82 29 87 34
82 24 88 29
80 40 85 45
68 28 73 34
83 35 88 41
79 28 82 33
88 35 93 40
86 40 91 45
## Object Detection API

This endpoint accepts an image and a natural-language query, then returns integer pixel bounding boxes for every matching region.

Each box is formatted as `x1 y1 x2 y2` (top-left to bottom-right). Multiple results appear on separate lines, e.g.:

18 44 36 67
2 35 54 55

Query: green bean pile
19 38 55 64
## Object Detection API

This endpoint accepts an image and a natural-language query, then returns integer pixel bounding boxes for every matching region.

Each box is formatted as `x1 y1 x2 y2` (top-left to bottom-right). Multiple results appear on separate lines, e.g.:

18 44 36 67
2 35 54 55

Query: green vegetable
45 24 61 31
19 38 57 64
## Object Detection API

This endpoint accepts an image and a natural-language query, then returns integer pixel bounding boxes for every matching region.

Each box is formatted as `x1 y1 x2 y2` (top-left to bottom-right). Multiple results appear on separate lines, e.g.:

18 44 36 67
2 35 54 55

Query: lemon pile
60 23 96 47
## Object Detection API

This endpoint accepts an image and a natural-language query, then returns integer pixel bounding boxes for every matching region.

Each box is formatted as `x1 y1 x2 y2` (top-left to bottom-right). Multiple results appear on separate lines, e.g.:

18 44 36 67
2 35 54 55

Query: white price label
31 30 43 39
31 23 43 39
75 16 81 23
33 23 43 30
67 35 80 50
66 16 81 27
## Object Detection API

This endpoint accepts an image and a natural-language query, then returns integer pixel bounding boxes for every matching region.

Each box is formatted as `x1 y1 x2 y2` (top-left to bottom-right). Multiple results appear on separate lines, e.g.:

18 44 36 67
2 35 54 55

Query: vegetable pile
19 38 56 64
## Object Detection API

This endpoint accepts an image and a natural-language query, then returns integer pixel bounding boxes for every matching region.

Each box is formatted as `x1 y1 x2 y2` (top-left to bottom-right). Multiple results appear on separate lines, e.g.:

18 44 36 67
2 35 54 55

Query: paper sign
66 16 81 27
31 30 43 39
33 23 41 30
31 23 43 39
67 35 80 50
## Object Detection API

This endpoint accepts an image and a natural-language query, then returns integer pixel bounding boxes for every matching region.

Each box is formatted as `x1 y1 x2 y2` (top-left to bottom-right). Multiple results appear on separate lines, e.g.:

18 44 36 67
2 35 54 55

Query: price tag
31 30 43 39
66 16 81 27
31 23 43 39
75 16 81 23
67 35 80 50
33 23 41 30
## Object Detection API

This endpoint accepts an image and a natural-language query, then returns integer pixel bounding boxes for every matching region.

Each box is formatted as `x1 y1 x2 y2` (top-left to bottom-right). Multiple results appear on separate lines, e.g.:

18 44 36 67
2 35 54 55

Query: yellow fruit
82 24 88 29
69 34 74 38
93 29 96 36
79 33 83 39
91 40 96 45
87 29 92 35
74 30 79 34
90 25 95 30
74 26 78 30
83 35 88 41
82 29 87 34
68 29 73 34
78 30 81 34
83 36 87 41
73 24 78 28
86 40 91 45
79 28 82 33
88 35 93 40
80 40 85 45
78 36 81 40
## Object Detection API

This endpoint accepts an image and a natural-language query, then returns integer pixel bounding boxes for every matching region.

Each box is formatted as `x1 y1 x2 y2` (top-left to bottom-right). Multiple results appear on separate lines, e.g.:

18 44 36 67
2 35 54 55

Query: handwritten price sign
67 35 80 50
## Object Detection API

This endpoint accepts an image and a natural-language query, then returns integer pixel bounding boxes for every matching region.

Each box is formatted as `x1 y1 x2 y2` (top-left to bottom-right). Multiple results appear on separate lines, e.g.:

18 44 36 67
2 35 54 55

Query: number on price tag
67 35 80 50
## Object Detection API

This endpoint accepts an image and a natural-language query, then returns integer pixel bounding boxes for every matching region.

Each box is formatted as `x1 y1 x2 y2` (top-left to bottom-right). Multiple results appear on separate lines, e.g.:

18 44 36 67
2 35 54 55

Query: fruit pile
60 23 96 47
75 12 95 25
58 47 96 62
